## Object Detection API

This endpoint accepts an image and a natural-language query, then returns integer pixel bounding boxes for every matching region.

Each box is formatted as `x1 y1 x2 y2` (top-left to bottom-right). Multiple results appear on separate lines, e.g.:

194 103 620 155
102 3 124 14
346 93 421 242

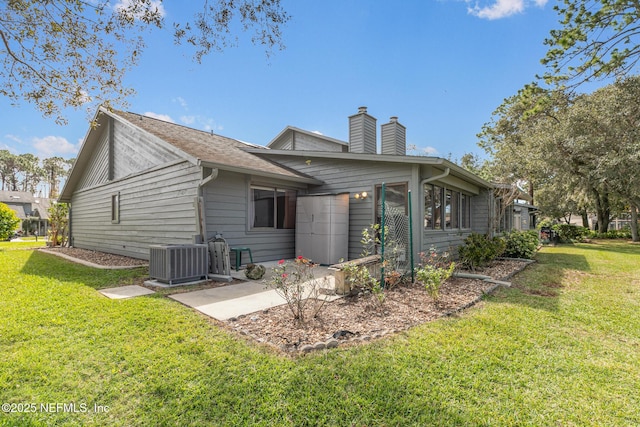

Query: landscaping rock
245 263 266 280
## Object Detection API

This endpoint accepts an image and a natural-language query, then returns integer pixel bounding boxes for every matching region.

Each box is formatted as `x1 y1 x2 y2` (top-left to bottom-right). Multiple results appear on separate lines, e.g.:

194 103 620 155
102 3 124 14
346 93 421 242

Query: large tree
42 156 71 198
16 153 40 193
542 0 640 87
0 1 290 123
480 76 640 238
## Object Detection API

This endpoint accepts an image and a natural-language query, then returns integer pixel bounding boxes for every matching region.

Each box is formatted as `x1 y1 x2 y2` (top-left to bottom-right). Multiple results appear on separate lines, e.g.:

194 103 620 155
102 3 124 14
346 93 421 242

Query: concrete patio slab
100 285 156 299
170 275 340 321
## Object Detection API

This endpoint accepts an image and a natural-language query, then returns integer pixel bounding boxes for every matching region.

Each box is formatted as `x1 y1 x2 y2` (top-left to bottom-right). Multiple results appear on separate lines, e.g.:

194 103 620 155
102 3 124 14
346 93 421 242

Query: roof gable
60 109 321 201
268 126 348 152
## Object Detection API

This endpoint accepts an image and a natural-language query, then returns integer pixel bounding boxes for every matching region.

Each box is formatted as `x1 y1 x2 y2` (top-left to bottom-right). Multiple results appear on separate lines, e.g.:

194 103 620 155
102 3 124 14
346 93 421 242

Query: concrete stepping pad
100 285 156 299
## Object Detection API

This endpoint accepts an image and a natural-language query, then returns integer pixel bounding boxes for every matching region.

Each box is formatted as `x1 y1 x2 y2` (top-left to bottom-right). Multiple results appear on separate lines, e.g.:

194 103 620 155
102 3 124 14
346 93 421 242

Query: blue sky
1 0 565 162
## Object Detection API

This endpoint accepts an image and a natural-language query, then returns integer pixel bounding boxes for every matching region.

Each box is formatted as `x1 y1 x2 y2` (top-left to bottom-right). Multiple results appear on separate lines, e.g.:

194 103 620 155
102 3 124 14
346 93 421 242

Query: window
111 193 120 224
424 185 470 230
433 185 442 229
375 182 408 225
461 193 470 228
250 186 296 229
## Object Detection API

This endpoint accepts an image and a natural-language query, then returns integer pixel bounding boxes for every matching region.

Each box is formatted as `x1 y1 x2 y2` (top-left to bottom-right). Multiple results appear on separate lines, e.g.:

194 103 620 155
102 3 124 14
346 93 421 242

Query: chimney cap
358 106 368 113
389 116 398 122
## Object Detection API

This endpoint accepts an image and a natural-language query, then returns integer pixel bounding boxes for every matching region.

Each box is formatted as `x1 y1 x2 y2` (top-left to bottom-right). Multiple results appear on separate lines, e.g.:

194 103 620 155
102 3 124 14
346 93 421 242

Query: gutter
420 167 451 187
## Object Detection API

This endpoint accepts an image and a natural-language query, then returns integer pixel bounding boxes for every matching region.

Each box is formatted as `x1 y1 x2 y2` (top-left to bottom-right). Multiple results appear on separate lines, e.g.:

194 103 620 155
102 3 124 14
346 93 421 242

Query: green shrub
458 233 506 271
552 224 590 242
597 229 632 239
415 247 456 301
341 261 385 305
0 202 20 240
503 230 539 259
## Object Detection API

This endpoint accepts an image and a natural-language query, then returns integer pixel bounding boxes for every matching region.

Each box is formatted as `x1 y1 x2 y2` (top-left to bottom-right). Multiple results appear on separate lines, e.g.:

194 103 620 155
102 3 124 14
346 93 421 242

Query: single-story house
59 106 495 267
0 191 50 235
492 184 537 233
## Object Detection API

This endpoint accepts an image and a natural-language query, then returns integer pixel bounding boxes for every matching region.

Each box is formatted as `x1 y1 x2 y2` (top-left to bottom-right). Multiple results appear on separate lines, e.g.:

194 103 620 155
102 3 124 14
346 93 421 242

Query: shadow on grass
570 239 640 256
490 251 590 312
20 250 148 290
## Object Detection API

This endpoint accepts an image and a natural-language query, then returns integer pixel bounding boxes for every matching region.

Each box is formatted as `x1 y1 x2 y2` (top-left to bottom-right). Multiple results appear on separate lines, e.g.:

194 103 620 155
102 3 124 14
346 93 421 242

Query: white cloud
32 136 79 158
4 134 22 144
467 0 546 20
143 112 175 123
174 97 188 108
311 130 324 135
180 115 195 125
178 115 222 132
422 146 439 156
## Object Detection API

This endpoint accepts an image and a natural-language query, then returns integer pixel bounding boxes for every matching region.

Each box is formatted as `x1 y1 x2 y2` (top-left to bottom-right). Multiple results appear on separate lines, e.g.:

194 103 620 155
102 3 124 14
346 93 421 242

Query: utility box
149 244 209 284
295 193 349 265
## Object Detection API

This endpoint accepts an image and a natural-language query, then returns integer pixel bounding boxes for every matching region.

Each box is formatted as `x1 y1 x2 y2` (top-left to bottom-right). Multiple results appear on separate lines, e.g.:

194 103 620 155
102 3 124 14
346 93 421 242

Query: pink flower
278 259 285 265
281 273 288 278
297 255 304 260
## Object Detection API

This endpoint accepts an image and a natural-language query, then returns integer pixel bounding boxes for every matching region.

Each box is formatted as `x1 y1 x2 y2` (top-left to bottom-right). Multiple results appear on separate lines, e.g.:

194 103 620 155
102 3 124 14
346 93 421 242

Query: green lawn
1 241 639 426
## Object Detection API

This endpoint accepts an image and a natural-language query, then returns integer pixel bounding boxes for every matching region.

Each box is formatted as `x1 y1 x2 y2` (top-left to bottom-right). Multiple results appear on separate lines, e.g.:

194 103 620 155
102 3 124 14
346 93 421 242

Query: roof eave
197 160 323 185
247 149 493 189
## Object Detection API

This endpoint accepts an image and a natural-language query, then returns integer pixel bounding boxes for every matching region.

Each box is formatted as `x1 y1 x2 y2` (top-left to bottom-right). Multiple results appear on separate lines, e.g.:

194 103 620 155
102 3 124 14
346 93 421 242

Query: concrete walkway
169 261 340 321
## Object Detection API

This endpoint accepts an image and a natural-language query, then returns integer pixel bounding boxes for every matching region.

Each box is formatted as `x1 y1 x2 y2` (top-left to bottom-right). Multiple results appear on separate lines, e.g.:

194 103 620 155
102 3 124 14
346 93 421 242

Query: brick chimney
348 106 377 154
381 116 406 155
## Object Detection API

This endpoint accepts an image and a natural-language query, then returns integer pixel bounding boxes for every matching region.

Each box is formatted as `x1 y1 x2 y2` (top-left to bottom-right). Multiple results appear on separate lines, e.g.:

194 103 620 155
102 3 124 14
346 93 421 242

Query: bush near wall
502 230 539 259
458 233 506 270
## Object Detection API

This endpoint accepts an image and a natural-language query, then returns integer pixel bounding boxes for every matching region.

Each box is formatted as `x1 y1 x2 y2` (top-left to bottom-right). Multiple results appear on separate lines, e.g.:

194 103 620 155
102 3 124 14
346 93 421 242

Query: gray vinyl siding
268 155 412 260
76 130 109 190
270 131 346 152
471 188 492 235
70 160 200 259
422 230 471 256
202 170 300 263
267 154 495 262
349 113 377 154
112 119 180 180
74 118 182 192
293 132 345 152
380 121 406 156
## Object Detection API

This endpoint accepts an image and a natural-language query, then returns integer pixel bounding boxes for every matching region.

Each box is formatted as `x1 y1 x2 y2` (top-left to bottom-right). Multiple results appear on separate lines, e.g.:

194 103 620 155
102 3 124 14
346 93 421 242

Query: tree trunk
580 210 590 229
592 187 611 233
528 181 534 206
631 203 639 242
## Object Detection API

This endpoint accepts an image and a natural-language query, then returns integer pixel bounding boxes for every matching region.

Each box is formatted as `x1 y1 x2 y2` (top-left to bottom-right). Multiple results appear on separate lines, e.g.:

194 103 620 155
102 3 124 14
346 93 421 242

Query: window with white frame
250 186 296 229
424 184 470 231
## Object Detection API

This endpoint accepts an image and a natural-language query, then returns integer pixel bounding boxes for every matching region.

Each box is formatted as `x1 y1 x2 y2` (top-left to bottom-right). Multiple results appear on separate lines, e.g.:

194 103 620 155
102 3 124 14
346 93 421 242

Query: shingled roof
110 110 318 183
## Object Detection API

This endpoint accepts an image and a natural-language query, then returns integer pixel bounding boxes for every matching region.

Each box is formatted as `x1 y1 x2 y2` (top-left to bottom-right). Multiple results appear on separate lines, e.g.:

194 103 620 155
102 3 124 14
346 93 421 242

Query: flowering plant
415 246 455 301
266 256 328 323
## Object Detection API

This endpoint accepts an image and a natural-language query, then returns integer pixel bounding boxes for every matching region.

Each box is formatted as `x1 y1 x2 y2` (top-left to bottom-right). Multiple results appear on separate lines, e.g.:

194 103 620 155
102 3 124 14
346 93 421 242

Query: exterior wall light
354 191 368 200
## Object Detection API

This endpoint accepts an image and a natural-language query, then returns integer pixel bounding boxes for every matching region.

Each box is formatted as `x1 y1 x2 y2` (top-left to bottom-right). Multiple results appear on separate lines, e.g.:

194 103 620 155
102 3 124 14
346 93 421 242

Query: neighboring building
59 107 495 264
0 191 51 236
492 184 537 233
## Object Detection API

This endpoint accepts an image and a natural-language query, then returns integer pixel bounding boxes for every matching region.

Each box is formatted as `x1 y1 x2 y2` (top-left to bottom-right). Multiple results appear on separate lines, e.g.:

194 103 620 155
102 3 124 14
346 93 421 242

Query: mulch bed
227 259 531 353
41 247 533 354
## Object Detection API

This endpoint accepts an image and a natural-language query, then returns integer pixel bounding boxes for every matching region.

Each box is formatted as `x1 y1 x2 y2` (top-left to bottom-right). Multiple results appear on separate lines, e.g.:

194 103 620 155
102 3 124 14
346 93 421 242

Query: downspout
419 167 451 254
420 167 450 187
196 167 219 243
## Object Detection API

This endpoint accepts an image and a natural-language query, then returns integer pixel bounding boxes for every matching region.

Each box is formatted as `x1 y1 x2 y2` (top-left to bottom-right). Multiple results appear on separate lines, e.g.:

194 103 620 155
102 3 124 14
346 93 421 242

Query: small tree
47 203 69 246
0 202 20 240
266 256 328 324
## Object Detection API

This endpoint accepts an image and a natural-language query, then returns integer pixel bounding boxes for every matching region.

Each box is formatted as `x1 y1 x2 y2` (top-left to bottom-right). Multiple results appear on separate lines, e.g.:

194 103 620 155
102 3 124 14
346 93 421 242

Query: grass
1 240 639 426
